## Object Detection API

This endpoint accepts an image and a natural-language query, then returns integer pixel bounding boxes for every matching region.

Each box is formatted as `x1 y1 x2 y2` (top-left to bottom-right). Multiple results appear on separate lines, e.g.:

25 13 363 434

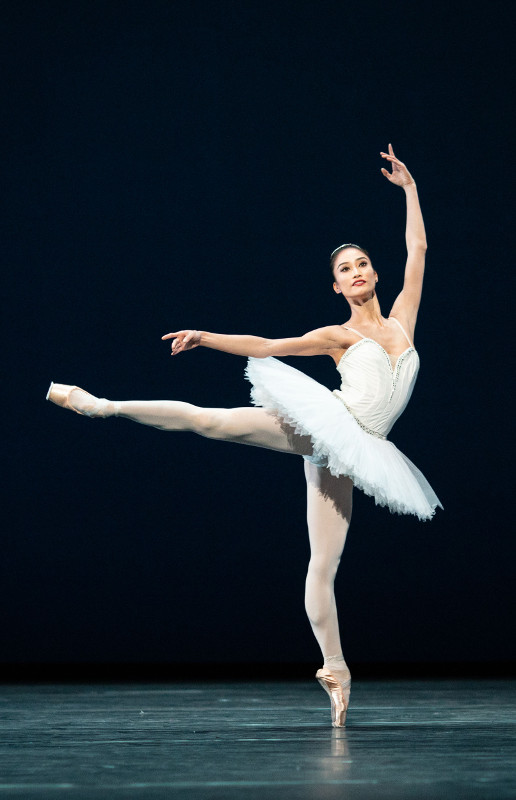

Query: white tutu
245 356 442 521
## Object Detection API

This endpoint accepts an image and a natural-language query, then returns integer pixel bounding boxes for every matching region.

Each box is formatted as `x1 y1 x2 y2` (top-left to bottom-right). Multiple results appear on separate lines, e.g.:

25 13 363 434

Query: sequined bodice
333 338 420 438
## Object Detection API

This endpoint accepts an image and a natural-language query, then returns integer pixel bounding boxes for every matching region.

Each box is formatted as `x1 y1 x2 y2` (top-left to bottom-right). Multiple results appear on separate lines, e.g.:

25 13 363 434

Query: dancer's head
330 244 378 301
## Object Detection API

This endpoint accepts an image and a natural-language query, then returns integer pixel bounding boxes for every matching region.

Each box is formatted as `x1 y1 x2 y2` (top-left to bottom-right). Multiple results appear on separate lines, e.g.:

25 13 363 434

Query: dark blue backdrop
3 0 514 671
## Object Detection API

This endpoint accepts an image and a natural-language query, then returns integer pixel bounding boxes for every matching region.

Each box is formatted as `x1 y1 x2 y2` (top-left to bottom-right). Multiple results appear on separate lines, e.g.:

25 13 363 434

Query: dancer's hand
380 144 415 188
162 329 202 355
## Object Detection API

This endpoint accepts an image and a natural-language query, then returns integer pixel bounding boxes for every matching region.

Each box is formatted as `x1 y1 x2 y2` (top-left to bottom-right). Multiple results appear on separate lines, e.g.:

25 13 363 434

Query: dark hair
330 243 371 279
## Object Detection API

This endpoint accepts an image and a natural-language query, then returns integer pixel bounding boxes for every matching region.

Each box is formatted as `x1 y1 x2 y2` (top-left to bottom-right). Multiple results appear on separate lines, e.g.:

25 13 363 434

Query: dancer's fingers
380 153 401 166
162 332 182 340
383 156 406 172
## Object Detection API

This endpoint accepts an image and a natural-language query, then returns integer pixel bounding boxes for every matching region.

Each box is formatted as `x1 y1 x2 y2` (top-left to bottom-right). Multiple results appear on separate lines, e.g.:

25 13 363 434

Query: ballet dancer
46 144 442 727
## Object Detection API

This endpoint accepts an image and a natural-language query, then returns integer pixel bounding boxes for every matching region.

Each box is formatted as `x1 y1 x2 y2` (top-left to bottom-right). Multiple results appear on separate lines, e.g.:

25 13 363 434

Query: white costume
246 318 442 521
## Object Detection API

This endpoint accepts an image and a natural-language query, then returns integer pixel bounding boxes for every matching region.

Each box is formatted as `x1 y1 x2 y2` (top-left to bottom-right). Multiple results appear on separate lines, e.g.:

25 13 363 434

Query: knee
194 409 231 439
307 554 341 584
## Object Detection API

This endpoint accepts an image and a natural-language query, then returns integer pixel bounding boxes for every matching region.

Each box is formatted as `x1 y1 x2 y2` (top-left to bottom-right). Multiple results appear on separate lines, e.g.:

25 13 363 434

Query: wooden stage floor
1 679 515 798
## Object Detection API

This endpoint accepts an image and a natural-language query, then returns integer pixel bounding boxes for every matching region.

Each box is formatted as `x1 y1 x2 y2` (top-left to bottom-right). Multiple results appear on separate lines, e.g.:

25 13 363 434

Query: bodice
333 338 420 438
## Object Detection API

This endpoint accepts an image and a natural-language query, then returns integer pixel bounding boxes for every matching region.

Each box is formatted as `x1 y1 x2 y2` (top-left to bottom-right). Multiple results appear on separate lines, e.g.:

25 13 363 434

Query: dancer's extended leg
304 460 352 682
47 385 314 456
119 401 317 454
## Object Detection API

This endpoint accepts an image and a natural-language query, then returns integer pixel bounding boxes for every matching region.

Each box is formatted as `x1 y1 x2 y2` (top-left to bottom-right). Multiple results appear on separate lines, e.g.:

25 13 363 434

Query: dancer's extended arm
161 326 347 359
380 144 427 334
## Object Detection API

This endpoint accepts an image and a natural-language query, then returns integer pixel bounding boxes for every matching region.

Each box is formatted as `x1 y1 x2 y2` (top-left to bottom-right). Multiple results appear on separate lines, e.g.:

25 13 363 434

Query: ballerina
46 144 442 727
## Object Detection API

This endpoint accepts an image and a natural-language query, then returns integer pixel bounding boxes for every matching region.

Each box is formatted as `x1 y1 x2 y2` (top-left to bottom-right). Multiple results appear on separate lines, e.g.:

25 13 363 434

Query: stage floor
1 679 515 798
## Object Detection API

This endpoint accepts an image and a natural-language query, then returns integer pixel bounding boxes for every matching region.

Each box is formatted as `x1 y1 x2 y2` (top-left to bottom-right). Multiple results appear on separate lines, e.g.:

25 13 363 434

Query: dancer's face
332 248 377 299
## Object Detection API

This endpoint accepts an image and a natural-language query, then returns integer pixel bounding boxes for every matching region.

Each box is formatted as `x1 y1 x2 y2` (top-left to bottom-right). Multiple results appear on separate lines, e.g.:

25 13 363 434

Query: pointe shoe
316 667 351 728
46 382 111 418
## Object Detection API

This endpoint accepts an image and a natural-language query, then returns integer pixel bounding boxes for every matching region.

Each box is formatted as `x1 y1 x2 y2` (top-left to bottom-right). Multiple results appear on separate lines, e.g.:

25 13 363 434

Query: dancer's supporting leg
304 460 352 684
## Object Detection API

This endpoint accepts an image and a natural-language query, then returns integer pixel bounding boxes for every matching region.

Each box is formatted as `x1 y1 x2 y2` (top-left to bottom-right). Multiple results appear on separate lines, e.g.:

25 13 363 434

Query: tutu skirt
245 357 442 521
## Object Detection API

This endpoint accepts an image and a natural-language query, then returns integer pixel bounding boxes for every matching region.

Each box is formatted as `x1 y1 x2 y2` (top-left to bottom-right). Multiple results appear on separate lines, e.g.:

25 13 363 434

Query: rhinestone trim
332 391 386 439
388 347 416 402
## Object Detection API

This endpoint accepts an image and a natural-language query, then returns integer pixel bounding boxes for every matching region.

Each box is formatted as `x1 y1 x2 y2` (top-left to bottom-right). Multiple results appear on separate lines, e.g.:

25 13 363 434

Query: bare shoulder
303 324 356 360
300 324 347 341
317 324 357 346
329 323 354 340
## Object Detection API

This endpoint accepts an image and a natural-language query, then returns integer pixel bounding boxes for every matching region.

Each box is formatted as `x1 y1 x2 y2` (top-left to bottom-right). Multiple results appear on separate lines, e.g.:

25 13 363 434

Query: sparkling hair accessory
330 243 363 258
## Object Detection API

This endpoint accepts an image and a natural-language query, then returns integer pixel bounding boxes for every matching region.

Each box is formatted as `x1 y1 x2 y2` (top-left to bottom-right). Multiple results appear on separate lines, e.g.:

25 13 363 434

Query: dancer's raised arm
161 326 347 359
380 144 427 334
